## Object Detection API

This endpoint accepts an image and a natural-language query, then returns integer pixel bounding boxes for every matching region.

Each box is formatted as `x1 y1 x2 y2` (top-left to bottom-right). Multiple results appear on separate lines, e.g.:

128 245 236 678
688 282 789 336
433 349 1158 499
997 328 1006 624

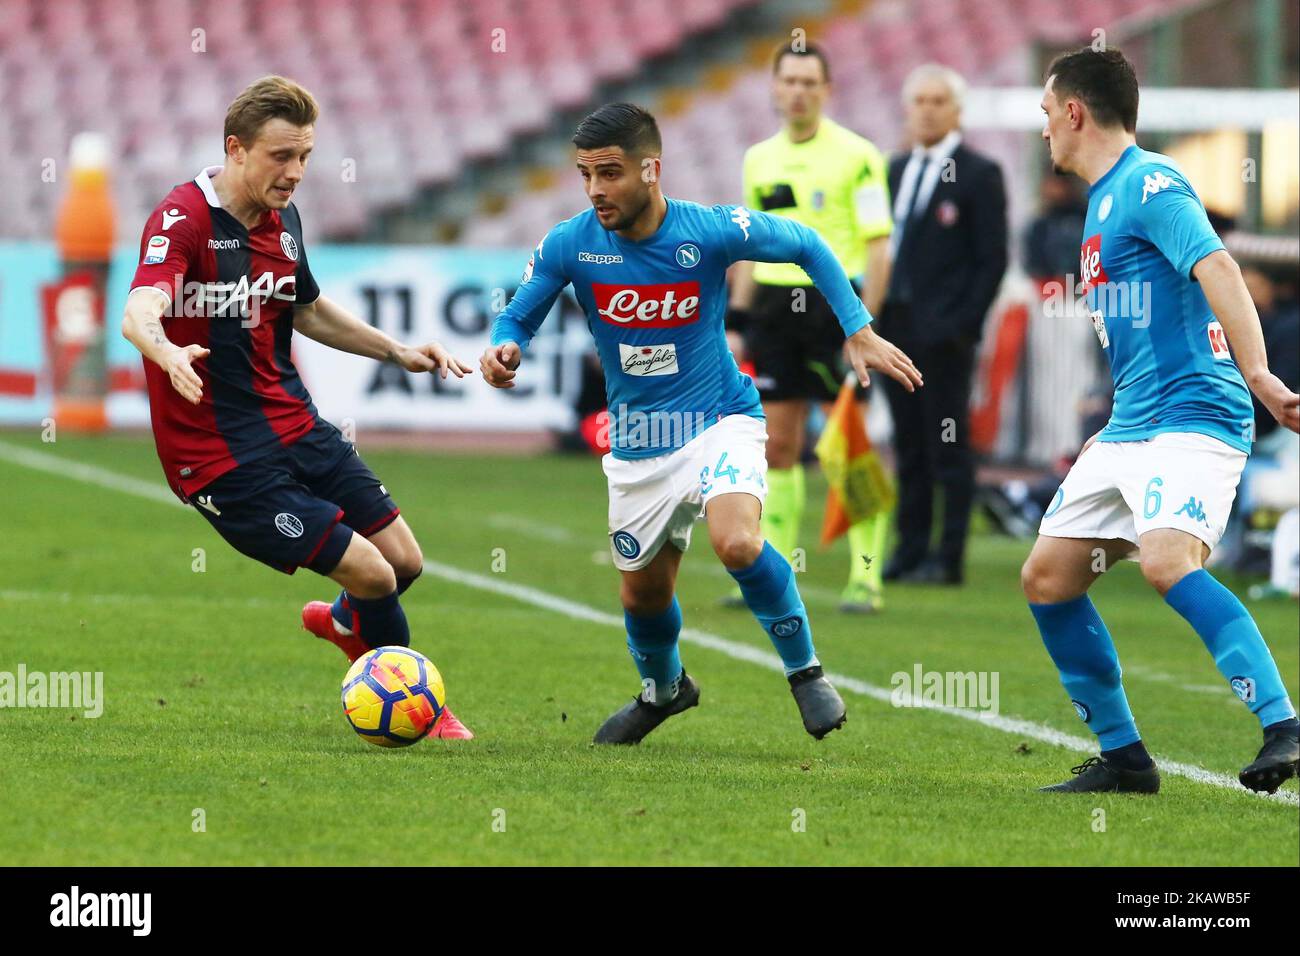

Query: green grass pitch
0 431 1296 866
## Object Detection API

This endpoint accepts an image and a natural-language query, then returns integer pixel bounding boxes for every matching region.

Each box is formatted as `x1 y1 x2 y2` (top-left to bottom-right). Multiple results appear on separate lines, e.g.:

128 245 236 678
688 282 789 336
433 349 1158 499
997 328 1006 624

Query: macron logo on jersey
1141 171 1174 204
1079 234 1108 292
594 282 701 327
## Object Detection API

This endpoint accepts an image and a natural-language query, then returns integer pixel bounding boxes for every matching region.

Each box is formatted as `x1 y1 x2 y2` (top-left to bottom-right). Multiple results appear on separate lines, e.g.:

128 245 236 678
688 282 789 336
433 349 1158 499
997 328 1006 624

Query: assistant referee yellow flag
815 380 895 546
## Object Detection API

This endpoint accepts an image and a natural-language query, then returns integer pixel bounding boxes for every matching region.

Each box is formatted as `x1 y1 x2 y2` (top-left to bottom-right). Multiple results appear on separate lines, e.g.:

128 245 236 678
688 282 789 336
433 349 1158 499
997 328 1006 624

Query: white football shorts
1039 431 1247 557
603 413 768 571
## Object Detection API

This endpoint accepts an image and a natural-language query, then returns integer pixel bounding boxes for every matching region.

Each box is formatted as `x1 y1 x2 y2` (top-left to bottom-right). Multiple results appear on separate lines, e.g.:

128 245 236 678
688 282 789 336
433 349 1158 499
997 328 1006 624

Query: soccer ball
341 646 445 747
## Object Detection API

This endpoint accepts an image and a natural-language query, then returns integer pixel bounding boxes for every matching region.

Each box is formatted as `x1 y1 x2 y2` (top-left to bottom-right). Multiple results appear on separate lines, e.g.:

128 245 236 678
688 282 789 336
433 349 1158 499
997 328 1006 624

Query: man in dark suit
879 64 1008 584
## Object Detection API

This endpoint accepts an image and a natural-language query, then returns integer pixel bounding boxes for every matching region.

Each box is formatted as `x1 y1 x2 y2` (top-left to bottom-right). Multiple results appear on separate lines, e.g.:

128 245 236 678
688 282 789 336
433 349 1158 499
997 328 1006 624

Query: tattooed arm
122 287 209 405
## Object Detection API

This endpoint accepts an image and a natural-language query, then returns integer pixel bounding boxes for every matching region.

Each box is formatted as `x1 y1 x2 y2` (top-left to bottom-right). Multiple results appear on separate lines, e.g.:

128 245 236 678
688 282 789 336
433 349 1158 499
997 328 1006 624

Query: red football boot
432 705 474 740
302 600 370 663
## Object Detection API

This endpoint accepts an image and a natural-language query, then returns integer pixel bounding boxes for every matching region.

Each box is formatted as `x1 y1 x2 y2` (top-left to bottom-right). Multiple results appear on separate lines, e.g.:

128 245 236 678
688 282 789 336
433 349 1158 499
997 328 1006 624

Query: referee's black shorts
745 281 867 404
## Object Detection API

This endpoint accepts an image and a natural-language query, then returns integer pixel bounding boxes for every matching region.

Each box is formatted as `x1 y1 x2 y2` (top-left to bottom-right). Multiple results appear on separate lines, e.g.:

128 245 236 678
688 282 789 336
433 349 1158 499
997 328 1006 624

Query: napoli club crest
280 231 299 261
674 242 701 269
612 531 641 559
936 199 959 227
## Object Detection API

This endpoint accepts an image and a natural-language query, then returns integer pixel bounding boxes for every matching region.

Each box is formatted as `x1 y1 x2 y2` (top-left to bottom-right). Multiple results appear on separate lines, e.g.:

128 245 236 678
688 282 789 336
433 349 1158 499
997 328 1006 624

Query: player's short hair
224 75 319 150
572 103 662 157
901 63 967 108
772 40 830 83
1047 48 1139 132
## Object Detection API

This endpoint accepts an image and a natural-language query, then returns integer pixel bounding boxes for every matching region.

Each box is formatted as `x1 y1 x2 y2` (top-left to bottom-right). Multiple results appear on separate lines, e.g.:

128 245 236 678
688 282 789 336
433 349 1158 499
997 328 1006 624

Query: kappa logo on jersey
161 208 187 230
578 252 623 264
1079 234 1108 292
279 231 298 261
142 235 169 264
618 342 679 376
730 206 752 240
1140 170 1174 204
593 282 701 327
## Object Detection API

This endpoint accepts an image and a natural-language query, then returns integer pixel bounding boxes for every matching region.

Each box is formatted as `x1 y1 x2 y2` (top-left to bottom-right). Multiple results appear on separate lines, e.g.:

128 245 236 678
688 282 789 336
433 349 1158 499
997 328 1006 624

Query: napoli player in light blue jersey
480 104 922 744
1025 49 1300 794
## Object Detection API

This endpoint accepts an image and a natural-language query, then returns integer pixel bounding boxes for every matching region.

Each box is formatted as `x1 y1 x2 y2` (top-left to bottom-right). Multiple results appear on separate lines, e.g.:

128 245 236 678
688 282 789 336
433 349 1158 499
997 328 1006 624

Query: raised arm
483 229 570 389
721 206 922 391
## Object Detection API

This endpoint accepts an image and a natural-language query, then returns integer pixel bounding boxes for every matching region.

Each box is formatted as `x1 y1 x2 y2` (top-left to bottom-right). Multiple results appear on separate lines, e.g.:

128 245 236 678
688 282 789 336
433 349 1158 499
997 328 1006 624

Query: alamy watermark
0 664 103 718
597 403 714 451
890 663 1000 717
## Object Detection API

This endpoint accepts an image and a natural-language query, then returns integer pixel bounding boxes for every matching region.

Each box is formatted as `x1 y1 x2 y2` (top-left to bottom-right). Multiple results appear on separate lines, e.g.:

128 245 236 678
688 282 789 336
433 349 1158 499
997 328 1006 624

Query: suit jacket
882 141 1008 348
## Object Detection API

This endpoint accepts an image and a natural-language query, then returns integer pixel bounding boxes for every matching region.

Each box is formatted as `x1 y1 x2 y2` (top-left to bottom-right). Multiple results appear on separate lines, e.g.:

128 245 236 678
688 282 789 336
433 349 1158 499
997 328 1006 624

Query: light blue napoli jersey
491 198 872 459
1081 145 1253 453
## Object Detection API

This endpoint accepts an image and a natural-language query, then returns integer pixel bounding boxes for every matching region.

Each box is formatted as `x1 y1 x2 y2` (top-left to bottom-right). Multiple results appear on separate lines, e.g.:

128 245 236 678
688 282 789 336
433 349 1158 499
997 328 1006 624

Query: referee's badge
936 199 959 227
675 242 701 269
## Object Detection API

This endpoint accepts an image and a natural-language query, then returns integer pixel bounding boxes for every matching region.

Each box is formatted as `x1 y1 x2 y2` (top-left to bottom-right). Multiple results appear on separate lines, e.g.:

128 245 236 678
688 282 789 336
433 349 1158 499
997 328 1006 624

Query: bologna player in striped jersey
121 76 475 739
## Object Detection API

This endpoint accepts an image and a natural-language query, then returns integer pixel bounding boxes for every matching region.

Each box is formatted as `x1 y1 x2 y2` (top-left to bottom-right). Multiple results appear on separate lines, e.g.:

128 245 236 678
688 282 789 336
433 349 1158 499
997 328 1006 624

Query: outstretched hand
844 325 923 391
393 342 474 379
162 343 210 405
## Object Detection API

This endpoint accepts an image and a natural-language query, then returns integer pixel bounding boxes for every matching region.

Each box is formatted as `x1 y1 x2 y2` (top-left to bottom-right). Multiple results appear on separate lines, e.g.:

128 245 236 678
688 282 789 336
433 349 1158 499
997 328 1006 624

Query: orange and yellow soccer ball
341 646 445 747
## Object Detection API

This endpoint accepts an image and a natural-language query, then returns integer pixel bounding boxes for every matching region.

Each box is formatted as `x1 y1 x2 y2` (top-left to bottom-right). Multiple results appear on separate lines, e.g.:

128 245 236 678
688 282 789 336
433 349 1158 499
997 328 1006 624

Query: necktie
889 154 931 304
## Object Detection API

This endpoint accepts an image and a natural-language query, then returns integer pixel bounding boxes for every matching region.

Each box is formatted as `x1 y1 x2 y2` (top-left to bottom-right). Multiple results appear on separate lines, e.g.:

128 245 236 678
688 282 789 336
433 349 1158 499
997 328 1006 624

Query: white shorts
603 414 768 571
1039 431 1247 556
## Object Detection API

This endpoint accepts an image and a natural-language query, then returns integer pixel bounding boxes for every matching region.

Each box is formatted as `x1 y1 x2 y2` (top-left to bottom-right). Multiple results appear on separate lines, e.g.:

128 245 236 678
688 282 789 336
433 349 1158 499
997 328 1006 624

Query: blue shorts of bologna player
187 419 398 575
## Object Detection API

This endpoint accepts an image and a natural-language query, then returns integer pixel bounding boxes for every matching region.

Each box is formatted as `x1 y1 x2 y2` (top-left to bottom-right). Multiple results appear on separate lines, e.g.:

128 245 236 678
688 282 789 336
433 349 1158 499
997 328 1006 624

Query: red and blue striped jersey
129 166 321 499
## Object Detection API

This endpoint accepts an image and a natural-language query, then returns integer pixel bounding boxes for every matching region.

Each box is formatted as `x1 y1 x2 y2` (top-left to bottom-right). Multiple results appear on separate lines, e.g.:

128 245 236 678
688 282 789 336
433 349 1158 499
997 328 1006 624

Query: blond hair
223 75 319 151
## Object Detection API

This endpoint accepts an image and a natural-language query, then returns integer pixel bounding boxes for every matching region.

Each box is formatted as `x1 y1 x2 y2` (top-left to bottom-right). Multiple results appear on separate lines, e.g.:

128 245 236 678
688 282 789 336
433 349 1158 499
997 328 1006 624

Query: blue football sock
729 541 817 675
396 570 420 596
1029 595 1141 750
348 590 410 649
625 597 683 705
1164 569 1297 728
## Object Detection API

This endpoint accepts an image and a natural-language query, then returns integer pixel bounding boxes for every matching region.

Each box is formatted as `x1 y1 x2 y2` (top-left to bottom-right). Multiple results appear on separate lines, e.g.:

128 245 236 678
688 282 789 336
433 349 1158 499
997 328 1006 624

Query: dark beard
600 193 650 232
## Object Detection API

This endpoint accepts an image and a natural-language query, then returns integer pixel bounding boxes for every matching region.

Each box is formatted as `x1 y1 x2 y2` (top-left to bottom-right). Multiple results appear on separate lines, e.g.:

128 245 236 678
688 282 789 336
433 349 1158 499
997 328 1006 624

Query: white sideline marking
3 439 1296 806
489 511 846 603
1124 663 1233 698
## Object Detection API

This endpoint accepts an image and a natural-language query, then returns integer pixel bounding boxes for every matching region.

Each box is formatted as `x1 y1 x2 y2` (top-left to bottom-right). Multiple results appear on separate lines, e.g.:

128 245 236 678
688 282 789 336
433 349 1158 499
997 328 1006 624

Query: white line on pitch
489 511 847 603
3 439 1295 806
